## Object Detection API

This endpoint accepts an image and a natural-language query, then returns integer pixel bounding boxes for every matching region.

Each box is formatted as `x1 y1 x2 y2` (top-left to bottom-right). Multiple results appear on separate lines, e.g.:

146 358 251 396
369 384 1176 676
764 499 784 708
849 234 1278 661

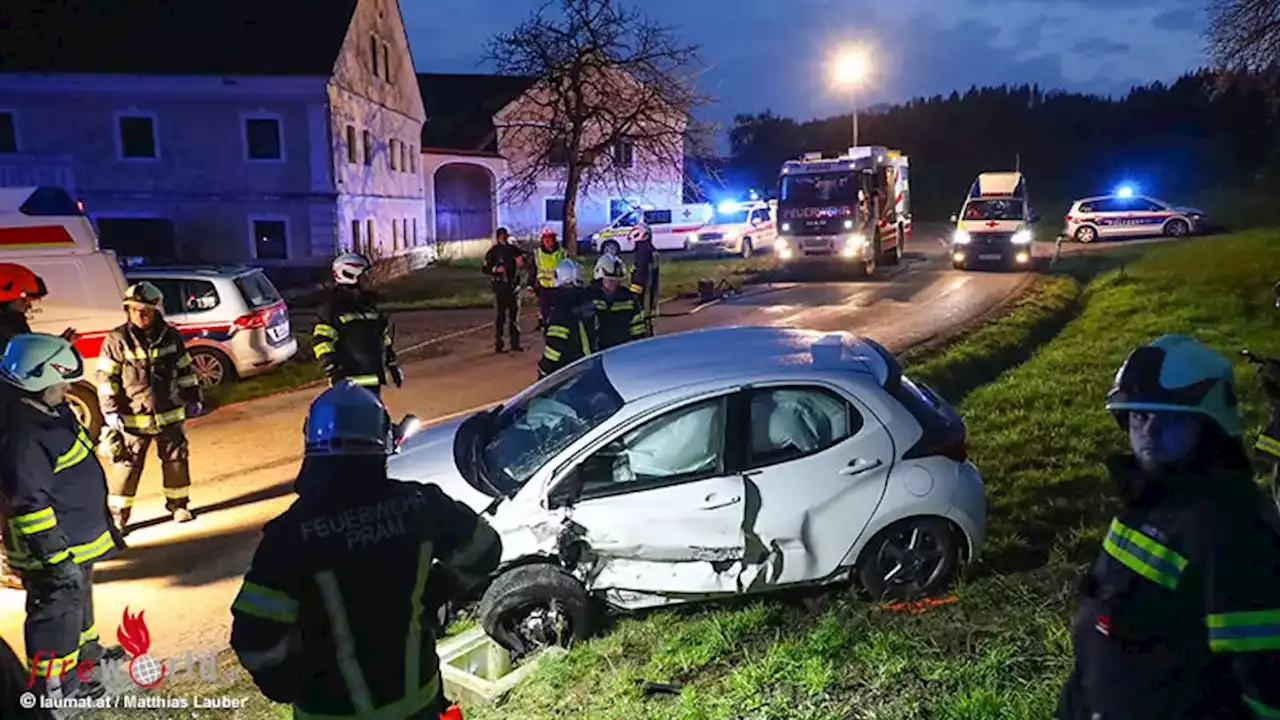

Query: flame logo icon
117 607 167 688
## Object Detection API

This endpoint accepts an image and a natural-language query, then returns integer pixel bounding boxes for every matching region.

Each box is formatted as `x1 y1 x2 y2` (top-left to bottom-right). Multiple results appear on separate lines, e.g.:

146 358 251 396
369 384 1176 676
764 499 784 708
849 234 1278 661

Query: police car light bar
1115 185 1135 198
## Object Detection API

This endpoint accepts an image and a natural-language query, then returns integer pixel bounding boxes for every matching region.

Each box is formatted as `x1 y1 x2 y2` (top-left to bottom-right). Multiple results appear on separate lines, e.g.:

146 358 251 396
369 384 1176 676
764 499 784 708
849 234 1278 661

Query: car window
182 279 220 313
1139 198 1165 212
482 357 625 487
747 387 859 468
579 396 727 498
136 278 185 316
615 210 639 228
234 270 283 309
1077 202 1095 214
642 209 672 225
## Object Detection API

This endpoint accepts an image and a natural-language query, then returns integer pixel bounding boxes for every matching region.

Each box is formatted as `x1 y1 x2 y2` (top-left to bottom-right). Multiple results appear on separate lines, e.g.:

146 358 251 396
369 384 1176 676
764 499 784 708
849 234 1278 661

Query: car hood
387 417 495 513
959 219 1026 234
698 223 741 235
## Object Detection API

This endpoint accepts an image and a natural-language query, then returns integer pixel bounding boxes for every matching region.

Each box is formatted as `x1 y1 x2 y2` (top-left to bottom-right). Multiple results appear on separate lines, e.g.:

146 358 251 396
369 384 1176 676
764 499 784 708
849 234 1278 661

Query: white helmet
628 224 652 244
553 258 581 288
0 333 85 394
594 253 626 280
332 252 372 286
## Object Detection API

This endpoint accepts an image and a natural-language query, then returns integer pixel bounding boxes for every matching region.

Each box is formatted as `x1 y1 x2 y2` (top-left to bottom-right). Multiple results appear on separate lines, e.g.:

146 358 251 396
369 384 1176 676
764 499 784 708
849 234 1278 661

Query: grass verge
202 335 324 408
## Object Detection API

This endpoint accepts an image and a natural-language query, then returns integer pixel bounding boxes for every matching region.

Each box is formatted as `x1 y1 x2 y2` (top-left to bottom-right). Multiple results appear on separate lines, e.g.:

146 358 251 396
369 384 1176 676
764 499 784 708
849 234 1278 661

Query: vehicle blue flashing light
1115 185 1134 199
718 201 739 213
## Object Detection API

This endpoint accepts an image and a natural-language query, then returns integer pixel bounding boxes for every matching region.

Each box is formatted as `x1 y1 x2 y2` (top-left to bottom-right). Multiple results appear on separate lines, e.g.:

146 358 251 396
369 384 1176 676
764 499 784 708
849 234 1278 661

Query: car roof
1073 194 1162 205
126 265 261 279
601 326 891 402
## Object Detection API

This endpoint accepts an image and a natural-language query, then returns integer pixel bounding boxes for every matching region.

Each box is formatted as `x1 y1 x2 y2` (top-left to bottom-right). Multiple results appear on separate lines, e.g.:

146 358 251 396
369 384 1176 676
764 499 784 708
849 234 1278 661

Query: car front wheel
479 563 595 659
857 517 961 602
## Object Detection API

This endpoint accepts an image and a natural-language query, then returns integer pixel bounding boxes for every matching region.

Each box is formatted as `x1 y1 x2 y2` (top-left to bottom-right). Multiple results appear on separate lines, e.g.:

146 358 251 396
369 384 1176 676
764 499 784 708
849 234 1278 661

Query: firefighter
0 333 124 701
1056 334 1280 720
313 253 402 396
538 259 597 379
628 224 660 335
2 633 55 719
589 253 648 350
97 282 202 532
230 381 501 720
533 228 566 330
482 227 526 354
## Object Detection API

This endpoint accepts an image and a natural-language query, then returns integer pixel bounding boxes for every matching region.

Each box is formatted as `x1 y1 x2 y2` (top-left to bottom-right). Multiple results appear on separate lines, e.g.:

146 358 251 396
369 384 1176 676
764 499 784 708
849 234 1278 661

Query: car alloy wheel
858 517 960 601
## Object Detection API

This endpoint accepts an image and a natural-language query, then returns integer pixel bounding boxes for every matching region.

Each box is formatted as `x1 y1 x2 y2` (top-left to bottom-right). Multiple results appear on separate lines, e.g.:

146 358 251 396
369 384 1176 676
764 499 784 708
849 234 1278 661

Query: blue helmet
303 381 393 456
0 333 84 393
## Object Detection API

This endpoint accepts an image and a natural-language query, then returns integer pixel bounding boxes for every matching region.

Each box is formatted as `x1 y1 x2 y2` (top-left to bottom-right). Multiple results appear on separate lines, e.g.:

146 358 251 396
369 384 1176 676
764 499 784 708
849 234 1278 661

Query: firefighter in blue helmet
1056 335 1280 720
230 381 501 720
0 334 124 702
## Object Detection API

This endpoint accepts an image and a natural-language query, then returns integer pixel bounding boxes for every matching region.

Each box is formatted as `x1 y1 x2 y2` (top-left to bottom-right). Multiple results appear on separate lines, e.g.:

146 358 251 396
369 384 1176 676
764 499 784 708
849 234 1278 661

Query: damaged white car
389 327 987 657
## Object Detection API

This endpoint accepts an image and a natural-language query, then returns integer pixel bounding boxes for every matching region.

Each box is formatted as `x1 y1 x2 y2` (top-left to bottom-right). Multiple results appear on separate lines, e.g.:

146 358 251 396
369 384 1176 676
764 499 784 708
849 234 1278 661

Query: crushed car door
555 394 750 595
737 384 895 588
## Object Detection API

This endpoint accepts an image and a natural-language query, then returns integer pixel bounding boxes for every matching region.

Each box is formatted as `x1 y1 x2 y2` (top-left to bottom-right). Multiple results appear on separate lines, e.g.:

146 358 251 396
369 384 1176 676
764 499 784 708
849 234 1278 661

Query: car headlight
1011 230 1032 244
843 219 854 230
592 233 600 240
781 223 791 232
687 232 698 243
775 237 789 250
847 233 866 247
953 230 971 245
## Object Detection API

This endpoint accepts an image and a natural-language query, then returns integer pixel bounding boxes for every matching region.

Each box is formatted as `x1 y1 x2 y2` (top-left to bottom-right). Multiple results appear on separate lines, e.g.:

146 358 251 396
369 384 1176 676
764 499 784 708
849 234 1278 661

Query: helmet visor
49 346 85 382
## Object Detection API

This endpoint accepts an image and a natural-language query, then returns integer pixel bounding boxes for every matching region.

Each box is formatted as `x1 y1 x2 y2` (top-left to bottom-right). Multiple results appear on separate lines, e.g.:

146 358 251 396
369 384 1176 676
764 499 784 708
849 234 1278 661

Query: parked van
0 186 130 433
586 203 713 254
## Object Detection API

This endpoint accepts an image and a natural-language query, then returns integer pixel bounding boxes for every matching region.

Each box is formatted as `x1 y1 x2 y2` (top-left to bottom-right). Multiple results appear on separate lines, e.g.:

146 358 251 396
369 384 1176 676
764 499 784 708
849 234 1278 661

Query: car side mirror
547 468 584 510
949 214 958 223
393 414 422 449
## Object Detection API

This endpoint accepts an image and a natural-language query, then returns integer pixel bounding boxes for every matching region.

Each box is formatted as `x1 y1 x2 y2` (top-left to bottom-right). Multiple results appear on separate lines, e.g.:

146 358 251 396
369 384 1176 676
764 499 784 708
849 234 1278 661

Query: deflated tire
479 563 595 659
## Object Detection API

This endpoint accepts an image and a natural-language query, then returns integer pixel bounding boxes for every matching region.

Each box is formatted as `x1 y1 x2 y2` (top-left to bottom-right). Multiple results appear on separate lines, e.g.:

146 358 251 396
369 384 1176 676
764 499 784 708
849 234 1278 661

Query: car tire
741 238 753 259
1074 226 1097 244
600 239 621 256
1164 219 1190 238
479 563 595 659
856 517 961 602
188 347 236 387
67 382 104 438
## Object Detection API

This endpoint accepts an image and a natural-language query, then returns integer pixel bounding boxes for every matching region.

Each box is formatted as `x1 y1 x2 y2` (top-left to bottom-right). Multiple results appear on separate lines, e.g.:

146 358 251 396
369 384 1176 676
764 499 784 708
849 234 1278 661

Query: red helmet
0 264 48 303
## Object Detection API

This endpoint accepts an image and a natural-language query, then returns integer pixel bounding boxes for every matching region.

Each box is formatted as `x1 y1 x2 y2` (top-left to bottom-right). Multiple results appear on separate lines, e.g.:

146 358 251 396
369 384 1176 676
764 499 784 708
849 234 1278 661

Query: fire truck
774 146 911 275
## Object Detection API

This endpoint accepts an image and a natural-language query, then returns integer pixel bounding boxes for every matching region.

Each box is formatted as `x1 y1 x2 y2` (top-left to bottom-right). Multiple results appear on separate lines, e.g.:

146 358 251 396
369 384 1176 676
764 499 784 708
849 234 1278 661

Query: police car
1063 191 1207 243
687 200 776 258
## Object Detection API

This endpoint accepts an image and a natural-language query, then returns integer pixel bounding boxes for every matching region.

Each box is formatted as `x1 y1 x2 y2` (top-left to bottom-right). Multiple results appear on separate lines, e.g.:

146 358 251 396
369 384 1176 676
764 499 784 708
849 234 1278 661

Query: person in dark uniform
0 334 124 701
1056 334 1280 720
538 259 597 379
627 224 660 336
230 381 501 720
482 227 526 354
0 633 54 719
588 253 648 350
312 253 402 397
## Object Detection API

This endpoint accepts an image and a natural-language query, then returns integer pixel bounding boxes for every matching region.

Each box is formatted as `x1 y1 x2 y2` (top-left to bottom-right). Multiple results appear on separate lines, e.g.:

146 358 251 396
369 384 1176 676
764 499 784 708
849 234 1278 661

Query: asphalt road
0 228 1037 661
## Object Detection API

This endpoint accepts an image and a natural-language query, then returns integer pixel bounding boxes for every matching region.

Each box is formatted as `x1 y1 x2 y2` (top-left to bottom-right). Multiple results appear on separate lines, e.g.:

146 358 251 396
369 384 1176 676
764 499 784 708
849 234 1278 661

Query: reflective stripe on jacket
0 400 120 570
313 290 396 388
96 322 200 432
589 284 648 349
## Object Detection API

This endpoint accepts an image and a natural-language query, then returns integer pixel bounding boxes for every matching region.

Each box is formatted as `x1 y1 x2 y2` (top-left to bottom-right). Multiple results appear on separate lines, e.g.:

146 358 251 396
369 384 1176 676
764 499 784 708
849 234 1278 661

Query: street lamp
832 48 870 148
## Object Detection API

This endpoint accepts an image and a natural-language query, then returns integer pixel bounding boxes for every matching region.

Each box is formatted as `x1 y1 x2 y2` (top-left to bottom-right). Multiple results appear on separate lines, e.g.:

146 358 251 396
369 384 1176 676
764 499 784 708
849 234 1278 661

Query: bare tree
485 0 710 254
1207 0 1280 74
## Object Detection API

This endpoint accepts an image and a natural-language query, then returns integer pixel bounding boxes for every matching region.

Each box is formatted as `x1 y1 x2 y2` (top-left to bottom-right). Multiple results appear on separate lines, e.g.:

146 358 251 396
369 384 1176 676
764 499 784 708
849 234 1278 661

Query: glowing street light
832 48 871 148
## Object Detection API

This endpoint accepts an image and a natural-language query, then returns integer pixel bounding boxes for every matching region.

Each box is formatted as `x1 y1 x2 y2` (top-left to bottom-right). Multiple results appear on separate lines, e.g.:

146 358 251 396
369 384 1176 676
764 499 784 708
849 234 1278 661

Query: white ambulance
587 203 713 254
0 186 131 432
949 172 1040 270
687 199 777 258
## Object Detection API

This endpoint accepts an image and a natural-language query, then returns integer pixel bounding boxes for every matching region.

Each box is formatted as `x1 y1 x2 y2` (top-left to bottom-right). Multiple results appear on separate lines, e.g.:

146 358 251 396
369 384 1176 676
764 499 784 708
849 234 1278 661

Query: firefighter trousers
638 278 659 334
536 286 554 327
493 284 521 349
24 563 100 698
108 426 191 513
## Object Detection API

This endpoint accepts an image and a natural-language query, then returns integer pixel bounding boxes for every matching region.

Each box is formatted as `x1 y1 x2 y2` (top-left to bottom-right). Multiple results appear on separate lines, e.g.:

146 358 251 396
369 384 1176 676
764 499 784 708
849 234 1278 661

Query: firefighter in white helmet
538 258 597 379
313 253 402 397
589 253 648 349
97 282 202 531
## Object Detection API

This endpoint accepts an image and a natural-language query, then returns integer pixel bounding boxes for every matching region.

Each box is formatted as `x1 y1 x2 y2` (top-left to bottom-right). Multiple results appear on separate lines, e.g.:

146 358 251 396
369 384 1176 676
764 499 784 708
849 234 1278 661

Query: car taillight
234 307 274 330
1064 215 1073 223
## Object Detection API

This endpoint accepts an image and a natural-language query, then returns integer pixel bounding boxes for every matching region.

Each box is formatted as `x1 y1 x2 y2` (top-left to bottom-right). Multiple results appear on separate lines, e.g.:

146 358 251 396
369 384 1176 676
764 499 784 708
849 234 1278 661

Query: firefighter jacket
0 308 31 347
312 289 398 389
0 398 121 572
629 239 659 299
539 287 597 378
1056 455 1280 720
483 243 525 288
587 282 648 349
230 456 502 719
535 242 565 289
96 321 201 434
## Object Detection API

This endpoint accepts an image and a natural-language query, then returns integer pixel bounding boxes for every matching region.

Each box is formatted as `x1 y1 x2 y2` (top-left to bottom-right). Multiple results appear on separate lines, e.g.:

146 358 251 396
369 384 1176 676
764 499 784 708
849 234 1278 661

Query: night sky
404 0 1207 125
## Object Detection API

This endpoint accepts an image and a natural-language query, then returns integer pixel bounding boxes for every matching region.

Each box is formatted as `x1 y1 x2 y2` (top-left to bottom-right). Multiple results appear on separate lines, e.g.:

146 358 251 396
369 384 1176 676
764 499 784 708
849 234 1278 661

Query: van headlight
1011 230 1032 244
687 232 698 243
953 230 971 245
592 233 600 241
781 223 791 232
843 219 854 230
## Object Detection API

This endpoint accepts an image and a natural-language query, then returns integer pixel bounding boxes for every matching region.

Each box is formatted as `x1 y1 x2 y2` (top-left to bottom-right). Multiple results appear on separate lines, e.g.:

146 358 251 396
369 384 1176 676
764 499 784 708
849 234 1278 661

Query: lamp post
833 49 869 148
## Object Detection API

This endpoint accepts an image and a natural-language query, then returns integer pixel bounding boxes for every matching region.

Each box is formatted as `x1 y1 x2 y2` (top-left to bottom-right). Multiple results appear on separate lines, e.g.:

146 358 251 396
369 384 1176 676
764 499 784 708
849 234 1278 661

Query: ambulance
949 172 1041 270
0 186 131 432
686 199 777 258
586 203 713 254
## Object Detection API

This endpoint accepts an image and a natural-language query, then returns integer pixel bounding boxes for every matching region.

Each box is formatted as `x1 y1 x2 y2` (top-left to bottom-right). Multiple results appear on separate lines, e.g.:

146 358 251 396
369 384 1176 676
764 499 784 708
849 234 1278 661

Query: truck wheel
862 234 879 277
883 225 904 266
67 382 104 437
741 238 754 259
479 563 596 659
600 239 621 256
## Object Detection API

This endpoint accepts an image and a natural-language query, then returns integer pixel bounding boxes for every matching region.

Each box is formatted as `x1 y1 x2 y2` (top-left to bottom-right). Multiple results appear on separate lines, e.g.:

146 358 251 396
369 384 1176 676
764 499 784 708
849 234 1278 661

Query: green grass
203 334 324 408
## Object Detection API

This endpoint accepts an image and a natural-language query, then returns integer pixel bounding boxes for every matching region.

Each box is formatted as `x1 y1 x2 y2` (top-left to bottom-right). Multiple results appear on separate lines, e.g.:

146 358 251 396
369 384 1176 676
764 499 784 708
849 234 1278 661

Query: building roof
417 73 538 152
0 0 358 76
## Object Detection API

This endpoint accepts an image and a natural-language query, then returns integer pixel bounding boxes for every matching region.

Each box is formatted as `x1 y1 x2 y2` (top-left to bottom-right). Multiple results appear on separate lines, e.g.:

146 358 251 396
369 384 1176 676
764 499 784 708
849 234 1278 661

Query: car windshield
962 199 1024 221
235 270 283 308
481 357 625 487
712 208 750 224
781 172 859 204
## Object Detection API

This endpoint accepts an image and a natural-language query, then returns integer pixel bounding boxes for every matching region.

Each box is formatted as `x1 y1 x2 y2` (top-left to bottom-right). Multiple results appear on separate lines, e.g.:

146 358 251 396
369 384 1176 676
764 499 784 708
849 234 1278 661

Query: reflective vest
536 246 565 288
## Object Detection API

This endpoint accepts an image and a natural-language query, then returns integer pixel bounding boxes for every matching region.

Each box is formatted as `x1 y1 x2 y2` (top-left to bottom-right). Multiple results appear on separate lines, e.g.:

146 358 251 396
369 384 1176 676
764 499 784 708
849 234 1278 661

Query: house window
390 140 399 171
0 112 16 153
412 218 418 245
392 218 400 250
346 125 357 164
370 35 380 76
381 44 391 82
244 117 283 161
544 197 566 223
400 143 407 173
410 147 418 173
251 219 288 260
548 140 570 166
351 220 361 253
366 219 375 251
612 138 634 169
363 131 373 167
117 114 158 159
